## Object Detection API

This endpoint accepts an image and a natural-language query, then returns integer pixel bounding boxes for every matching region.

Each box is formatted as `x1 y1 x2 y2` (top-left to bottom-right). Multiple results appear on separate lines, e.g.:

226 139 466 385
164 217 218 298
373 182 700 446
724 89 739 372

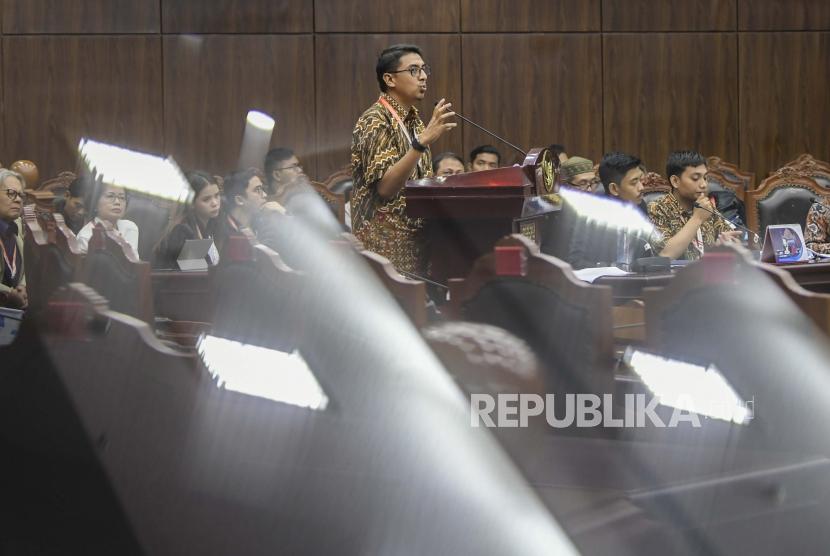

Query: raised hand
418 98 457 146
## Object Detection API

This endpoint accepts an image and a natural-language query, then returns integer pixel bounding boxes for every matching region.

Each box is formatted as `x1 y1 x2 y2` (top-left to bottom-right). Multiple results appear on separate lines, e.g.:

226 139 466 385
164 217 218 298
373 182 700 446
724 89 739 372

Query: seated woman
153 171 226 269
76 182 140 255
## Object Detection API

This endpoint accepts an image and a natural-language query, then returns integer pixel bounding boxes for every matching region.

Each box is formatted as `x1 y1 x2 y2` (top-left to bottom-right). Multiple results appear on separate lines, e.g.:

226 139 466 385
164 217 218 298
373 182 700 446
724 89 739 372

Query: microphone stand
434 101 526 158
693 202 760 245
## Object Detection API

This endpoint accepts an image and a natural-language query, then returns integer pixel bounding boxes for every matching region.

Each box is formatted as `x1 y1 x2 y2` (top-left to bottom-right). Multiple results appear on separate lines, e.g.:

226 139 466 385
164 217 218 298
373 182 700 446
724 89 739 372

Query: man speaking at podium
350 44 456 274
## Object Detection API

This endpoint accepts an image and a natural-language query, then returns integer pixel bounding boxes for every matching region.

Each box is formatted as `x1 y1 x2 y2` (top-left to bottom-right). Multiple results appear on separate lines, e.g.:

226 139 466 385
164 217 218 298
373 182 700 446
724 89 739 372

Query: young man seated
0 169 27 309
563 152 653 269
647 150 742 261
53 176 89 234
264 147 307 206
468 145 501 172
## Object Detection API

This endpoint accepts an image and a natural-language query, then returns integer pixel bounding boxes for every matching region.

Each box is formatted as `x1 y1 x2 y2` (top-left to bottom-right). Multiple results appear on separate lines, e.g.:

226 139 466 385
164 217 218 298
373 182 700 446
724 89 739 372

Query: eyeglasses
2 188 27 202
570 179 600 190
252 185 266 196
277 163 303 172
103 192 127 203
388 64 431 78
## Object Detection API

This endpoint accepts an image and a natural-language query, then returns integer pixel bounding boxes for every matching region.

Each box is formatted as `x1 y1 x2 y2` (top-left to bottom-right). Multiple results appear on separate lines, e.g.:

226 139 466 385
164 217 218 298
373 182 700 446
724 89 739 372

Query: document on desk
573 266 632 283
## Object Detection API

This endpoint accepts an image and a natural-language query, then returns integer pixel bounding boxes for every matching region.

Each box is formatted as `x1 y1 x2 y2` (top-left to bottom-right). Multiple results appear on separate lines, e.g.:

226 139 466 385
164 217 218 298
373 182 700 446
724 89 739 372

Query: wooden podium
405 147 558 282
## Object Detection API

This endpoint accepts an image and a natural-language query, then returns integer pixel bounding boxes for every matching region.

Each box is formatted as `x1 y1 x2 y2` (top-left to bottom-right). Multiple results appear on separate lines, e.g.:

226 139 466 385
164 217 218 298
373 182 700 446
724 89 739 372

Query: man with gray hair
0 169 27 309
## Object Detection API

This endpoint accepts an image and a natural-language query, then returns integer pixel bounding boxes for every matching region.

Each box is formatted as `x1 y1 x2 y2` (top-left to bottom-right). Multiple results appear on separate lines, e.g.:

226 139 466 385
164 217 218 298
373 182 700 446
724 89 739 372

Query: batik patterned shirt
350 93 432 273
805 199 830 254
647 192 731 260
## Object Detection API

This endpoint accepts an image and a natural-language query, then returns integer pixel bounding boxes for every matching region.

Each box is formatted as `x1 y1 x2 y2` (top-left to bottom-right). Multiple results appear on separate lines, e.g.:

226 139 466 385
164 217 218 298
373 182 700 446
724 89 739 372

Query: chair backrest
309 181 346 225
422 321 545 396
322 164 354 197
76 226 154 325
38 171 77 194
641 172 671 206
449 234 615 395
359 249 427 328
707 167 746 202
124 194 177 261
770 154 830 189
707 156 756 191
210 236 306 353
745 174 824 235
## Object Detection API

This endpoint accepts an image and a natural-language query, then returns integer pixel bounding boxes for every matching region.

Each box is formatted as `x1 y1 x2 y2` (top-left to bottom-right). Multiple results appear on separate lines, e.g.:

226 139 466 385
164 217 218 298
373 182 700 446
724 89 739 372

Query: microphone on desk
693 198 760 244
434 101 527 158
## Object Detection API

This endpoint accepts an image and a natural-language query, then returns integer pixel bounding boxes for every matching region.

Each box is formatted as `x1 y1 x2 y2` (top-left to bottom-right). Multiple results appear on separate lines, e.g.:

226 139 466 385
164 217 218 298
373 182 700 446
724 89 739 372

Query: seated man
223 168 283 237
560 156 599 193
468 145 501 172
264 147 307 206
563 152 654 269
805 198 830 254
648 150 741 260
53 176 89 234
0 169 27 309
432 152 465 177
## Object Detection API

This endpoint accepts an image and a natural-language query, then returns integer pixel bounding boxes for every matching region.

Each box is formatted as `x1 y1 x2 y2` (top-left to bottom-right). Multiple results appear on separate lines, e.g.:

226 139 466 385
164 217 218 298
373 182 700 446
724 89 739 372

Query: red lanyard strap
0 238 18 281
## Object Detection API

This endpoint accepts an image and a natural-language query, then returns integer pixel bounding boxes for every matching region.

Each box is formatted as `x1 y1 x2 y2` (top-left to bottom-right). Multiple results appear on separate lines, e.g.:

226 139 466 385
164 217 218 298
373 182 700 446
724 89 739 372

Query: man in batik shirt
648 151 742 260
351 44 456 274
805 199 830 254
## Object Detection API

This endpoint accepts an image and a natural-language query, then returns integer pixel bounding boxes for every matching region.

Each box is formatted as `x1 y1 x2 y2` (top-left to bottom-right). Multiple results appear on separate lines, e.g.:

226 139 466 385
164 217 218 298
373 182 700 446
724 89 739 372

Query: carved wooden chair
772 154 830 189
309 180 346 225
359 249 427 328
448 234 615 395
640 172 671 206
706 156 756 191
745 174 824 236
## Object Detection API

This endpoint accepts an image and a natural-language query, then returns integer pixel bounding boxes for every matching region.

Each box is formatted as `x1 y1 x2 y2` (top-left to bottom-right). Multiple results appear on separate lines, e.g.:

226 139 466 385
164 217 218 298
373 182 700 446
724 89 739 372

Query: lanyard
379 96 427 176
0 237 18 281
692 228 705 256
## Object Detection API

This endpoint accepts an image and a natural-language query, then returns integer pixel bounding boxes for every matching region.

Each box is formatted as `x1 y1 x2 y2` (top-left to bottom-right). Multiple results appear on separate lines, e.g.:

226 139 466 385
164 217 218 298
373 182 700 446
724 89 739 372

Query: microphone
694 198 760 244
434 101 526 158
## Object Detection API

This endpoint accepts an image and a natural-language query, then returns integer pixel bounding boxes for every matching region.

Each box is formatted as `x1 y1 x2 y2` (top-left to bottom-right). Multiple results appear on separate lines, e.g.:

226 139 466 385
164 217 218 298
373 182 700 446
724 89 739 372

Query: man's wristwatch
411 137 427 153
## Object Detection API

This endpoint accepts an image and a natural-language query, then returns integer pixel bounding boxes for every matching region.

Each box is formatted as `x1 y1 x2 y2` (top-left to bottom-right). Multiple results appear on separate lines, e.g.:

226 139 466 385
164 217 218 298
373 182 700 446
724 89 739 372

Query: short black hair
549 144 567 158
469 144 501 165
223 168 264 201
666 150 707 182
68 175 91 199
376 44 423 93
432 152 464 174
599 152 643 195
264 147 295 182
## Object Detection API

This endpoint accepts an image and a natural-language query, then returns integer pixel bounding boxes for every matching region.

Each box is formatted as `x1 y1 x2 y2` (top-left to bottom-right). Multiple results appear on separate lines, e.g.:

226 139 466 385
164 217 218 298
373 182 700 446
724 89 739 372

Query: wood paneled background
1 0 828 182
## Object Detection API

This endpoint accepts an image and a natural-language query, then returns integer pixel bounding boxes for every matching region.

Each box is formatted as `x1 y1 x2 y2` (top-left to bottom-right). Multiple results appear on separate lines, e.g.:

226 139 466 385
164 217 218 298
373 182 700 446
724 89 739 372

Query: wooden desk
595 272 674 303
775 261 830 294
151 270 212 323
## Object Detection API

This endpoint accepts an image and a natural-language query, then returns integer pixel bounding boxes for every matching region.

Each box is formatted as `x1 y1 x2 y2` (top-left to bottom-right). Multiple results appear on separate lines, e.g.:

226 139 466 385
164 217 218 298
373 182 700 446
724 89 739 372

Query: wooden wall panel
461 0 599 32
603 0 736 31
315 0 459 33
3 0 159 34
739 0 830 31
739 33 830 178
163 35 315 177
162 0 311 33
3 36 163 178
315 35 462 180
461 34 602 167
603 33 738 177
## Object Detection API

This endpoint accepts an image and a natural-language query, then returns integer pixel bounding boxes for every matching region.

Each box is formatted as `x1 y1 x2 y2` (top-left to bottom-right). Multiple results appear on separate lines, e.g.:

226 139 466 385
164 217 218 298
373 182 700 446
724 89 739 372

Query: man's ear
234 194 245 207
383 73 395 90
608 182 620 197
669 175 679 189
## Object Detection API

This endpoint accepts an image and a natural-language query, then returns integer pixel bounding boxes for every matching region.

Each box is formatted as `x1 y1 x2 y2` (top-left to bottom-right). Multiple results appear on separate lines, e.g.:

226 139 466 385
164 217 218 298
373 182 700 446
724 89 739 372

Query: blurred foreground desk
595 272 674 304
152 270 212 322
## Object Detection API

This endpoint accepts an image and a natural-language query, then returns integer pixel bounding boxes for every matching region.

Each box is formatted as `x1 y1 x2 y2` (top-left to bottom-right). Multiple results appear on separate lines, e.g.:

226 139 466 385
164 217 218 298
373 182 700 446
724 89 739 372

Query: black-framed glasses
103 192 127 203
2 188 27 202
388 64 431 78
277 163 303 172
